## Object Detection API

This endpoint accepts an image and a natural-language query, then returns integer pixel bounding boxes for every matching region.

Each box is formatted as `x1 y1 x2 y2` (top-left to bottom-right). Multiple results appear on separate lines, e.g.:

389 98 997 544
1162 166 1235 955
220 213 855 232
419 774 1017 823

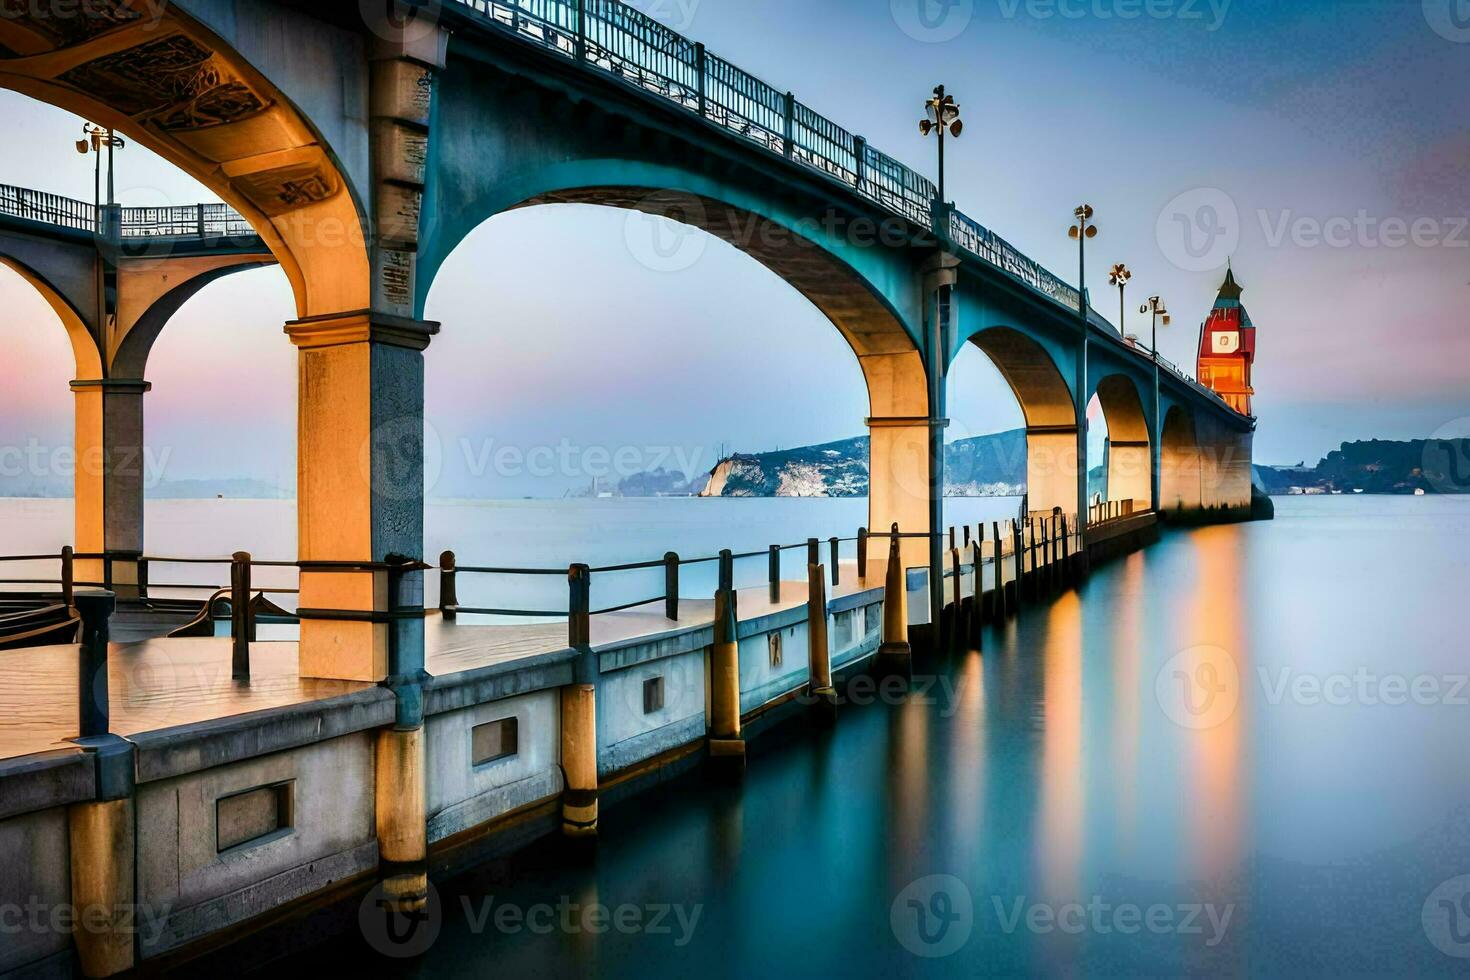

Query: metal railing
0 183 255 241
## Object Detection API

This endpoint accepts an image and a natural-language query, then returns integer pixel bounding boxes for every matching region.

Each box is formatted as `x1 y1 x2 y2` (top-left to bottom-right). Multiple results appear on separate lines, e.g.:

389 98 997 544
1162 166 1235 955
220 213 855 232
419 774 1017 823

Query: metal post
664 552 680 621
568 564 591 650
230 551 251 680
75 590 115 738
61 545 74 609
769 545 781 603
439 550 458 621
854 135 867 191
695 42 707 116
857 526 869 579
829 537 840 587
574 0 586 61
196 202 205 238
783 91 795 158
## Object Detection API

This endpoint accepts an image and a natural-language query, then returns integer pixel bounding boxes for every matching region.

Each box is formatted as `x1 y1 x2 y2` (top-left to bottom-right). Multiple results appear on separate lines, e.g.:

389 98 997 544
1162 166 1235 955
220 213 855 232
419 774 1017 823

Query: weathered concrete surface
0 806 71 974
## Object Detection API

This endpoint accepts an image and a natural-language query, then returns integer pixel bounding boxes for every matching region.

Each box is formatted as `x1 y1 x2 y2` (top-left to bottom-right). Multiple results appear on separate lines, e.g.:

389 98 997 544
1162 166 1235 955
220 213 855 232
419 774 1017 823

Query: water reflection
278 499 1470 977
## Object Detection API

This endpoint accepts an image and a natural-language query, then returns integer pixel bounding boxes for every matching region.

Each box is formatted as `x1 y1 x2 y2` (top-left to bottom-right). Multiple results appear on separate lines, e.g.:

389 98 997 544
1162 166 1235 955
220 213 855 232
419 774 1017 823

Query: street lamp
1108 263 1132 336
75 123 125 216
1067 205 1096 534
1140 295 1170 513
919 85 962 205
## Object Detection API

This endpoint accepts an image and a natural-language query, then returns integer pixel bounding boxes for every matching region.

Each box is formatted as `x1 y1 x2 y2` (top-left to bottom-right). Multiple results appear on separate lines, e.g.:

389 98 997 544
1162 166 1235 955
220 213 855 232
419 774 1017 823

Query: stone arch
1091 373 1152 511
0 254 101 380
0 6 369 318
419 179 934 559
967 326 1079 517
1161 404 1203 514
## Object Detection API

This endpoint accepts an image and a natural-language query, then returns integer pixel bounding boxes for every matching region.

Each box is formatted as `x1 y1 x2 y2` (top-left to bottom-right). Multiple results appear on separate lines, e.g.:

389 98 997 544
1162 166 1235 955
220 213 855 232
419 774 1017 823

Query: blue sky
1 0 1466 495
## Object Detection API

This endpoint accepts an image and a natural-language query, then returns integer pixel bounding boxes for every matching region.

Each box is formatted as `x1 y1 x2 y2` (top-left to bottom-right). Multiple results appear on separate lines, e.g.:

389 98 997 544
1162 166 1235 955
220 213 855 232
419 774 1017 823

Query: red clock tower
1196 266 1257 415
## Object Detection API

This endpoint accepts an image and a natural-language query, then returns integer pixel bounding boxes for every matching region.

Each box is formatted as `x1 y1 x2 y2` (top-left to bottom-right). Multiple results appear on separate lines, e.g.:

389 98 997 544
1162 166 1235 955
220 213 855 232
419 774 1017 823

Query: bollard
664 552 680 621
230 551 252 681
561 564 600 839
963 526 971 549
829 537 840 587
875 524 911 680
991 522 1008 620
439 549 459 620
1012 521 1025 612
972 525 986 648
61 545 75 609
950 548 964 652
807 537 820 572
75 590 116 739
857 526 869 580
376 556 431 906
806 562 837 723
709 550 745 771
768 545 781 604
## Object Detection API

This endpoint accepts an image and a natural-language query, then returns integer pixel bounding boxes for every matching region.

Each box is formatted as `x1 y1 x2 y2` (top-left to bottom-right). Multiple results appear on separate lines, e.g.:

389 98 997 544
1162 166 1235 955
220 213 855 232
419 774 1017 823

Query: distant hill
1256 439 1470 495
697 430 1028 498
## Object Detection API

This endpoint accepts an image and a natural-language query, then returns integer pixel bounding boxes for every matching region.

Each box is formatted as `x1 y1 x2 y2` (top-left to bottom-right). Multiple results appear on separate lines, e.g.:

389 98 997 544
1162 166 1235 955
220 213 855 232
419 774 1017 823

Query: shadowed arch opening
0 8 367 317
421 186 936 558
1092 374 1152 512
1161 405 1203 514
968 327 1079 517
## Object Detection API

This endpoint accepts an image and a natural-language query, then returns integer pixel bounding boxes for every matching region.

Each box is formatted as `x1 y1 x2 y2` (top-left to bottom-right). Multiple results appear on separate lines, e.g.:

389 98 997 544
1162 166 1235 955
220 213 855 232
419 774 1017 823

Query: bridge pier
69 379 149 598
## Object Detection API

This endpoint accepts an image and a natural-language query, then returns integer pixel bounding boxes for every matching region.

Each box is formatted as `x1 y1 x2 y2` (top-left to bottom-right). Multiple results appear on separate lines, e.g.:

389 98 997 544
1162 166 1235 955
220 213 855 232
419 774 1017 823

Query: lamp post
1068 205 1097 538
76 123 125 227
919 85 962 206
1109 263 1131 336
1140 295 1170 512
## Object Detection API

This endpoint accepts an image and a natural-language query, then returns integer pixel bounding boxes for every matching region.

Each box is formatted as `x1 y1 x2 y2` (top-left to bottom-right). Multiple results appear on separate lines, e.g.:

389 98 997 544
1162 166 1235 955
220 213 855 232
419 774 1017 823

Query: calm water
256 495 1469 977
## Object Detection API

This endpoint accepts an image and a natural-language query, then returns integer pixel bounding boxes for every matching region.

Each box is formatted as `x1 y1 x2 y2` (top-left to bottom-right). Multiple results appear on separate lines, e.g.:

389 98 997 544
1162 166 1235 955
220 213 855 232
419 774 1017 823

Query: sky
1 0 1466 497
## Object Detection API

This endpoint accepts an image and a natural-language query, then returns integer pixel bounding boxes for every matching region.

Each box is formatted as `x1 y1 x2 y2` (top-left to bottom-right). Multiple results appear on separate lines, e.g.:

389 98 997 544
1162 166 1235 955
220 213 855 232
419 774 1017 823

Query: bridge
0 2 1259 974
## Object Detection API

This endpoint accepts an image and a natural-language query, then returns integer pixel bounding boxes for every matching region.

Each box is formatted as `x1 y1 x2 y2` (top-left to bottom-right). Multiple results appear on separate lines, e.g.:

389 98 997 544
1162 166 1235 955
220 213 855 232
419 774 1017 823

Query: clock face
1212 331 1241 354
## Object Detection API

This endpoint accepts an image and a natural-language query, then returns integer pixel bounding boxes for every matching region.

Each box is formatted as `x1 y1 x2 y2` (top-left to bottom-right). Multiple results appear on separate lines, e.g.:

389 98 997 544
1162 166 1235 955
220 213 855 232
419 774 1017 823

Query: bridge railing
0 184 97 233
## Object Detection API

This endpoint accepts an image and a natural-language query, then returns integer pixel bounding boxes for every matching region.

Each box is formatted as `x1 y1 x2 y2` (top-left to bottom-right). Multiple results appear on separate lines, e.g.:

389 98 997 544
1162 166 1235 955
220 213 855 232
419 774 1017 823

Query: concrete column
874 525 911 680
67 798 134 977
1107 439 1152 512
374 726 427 909
70 379 149 597
1025 425 1082 516
285 312 437 681
708 576 745 770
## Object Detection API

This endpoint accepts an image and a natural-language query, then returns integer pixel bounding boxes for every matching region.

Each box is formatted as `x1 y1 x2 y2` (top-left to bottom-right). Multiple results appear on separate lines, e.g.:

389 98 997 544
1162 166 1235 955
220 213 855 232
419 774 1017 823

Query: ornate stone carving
0 0 140 53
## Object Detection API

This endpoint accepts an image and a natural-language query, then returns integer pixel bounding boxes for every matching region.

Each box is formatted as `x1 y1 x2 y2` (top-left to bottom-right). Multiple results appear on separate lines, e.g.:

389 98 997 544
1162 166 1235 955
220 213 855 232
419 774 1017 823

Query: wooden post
61 545 74 609
950 547 963 652
949 526 957 551
992 522 1008 619
807 537 820 571
963 526 971 549
973 525 986 647
829 537 840 586
709 550 745 770
75 590 115 739
807 562 836 721
875 524 911 680
1061 516 1072 584
439 550 458 621
857 526 869 580
230 551 251 681
1013 520 1025 611
562 563 599 838
768 545 781 604
664 552 680 621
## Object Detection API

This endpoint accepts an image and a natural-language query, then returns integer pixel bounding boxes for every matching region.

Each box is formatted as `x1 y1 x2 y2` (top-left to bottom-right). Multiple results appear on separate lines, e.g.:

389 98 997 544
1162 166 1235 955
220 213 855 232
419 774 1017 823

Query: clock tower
1196 266 1256 415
